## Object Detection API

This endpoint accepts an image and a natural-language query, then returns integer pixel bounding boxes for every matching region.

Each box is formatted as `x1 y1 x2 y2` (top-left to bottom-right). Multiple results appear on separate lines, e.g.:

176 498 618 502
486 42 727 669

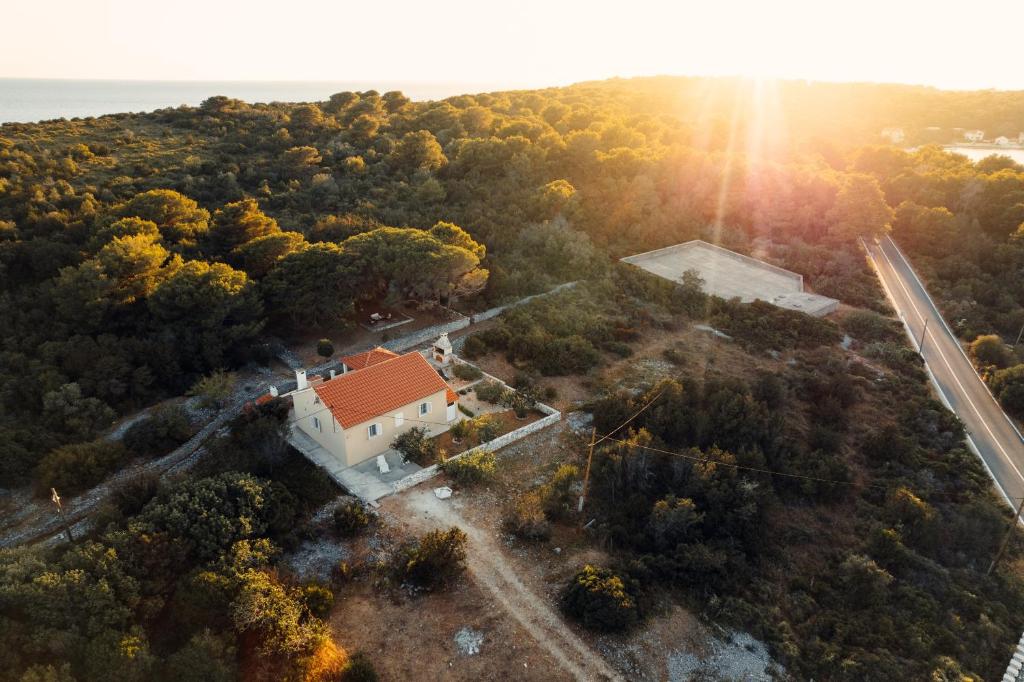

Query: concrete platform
622 240 838 317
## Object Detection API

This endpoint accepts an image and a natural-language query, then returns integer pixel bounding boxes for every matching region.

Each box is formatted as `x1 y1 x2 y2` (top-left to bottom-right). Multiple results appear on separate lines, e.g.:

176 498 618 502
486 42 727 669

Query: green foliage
299 583 335 620
990 364 1024 419
186 370 235 409
540 464 580 520
970 334 1012 368
841 309 901 344
390 426 438 466
317 338 335 358
441 449 496 486
34 439 129 496
122 405 192 458
341 652 379 682
452 362 483 381
473 380 507 404
561 565 640 632
471 414 501 443
392 527 467 591
333 500 371 537
503 490 551 540
161 630 237 682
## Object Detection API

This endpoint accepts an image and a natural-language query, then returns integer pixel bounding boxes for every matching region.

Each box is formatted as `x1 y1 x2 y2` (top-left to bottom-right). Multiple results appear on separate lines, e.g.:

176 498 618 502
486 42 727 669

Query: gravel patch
668 631 776 682
453 627 485 656
282 538 351 582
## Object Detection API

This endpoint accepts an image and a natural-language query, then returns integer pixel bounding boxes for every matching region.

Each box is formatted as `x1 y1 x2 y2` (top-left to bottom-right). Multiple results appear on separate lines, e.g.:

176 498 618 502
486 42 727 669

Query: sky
4 0 1024 91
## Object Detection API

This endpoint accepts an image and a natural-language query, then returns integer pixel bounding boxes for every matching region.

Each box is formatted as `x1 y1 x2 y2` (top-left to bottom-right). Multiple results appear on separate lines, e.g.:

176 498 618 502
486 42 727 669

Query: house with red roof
291 350 459 467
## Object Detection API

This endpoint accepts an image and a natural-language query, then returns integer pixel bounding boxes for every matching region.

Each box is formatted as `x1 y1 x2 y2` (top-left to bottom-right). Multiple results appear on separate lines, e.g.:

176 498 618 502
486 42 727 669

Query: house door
446 403 457 422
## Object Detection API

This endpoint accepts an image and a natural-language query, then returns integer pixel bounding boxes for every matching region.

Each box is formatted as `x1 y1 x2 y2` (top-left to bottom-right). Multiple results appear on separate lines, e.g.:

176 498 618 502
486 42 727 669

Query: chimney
295 369 307 390
329 369 336 379
269 386 279 397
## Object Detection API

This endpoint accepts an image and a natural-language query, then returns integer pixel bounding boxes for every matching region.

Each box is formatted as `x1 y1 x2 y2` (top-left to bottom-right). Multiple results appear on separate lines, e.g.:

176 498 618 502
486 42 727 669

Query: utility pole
1015 321 1024 347
918 317 930 355
988 496 1024 576
577 427 597 514
50 488 74 544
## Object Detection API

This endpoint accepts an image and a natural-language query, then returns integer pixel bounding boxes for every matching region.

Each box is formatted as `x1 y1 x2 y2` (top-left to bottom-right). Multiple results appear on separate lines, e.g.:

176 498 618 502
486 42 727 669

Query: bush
300 583 335 619
452 363 483 381
561 565 640 631
35 439 130 496
448 419 472 443
991 364 1024 419
503 490 551 540
333 500 371 537
317 338 334 358
501 388 537 418
841 309 900 343
662 346 686 365
342 652 378 682
461 334 488 359
472 414 501 443
474 380 508 404
391 426 438 465
970 334 1012 368
187 370 235 409
541 464 579 520
458 404 475 418
122 405 193 458
442 449 496 486
392 527 467 590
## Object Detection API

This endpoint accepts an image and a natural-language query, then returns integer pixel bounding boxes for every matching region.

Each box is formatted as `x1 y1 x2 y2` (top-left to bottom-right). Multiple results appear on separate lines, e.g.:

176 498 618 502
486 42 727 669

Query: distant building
880 127 905 144
964 130 985 143
995 136 1012 146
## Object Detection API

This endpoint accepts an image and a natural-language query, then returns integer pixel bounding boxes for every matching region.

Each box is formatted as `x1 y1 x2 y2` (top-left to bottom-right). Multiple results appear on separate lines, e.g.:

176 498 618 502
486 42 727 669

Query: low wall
391 408 561 494
471 280 578 323
391 355 560 495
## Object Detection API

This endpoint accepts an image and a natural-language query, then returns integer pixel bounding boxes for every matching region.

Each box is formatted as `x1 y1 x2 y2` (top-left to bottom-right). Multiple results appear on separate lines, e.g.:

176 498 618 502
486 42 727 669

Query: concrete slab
622 240 838 317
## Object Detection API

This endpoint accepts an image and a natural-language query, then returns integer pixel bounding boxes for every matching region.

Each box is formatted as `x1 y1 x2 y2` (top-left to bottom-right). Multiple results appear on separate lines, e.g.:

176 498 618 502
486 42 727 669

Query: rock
554 547 562 554
454 627 484 656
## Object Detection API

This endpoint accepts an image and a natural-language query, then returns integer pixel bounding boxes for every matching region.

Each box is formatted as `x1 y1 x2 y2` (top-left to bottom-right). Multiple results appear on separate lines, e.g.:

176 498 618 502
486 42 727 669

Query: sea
943 145 1024 164
0 78 495 124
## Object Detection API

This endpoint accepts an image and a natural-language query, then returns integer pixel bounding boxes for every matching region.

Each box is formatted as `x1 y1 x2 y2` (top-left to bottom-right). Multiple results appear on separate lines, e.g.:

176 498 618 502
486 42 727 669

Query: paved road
865 236 1024 507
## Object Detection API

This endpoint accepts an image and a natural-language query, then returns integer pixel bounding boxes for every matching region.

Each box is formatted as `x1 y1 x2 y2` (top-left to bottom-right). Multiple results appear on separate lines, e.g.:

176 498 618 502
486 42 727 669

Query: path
865 236 1024 507
389 487 623 682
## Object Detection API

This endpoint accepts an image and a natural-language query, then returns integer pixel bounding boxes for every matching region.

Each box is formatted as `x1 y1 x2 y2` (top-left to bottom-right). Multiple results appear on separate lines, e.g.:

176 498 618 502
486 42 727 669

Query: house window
312 416 321 432
368 422 382 439
395 412 404 427
419 401 431 416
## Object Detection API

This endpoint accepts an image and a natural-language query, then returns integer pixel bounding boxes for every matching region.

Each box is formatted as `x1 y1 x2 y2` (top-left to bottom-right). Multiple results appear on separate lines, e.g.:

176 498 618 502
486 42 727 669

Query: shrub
662 346 686 365
991 364 1024 419
300 583 335 619
342 652 379 682
561 565 640 631
970 334 1012 368
317 338 334 358
541 464 580 520
442 449 496 486
452 363 483 381
474 380 508 404
333 500 371 537
35 439 130 496
534 335 601 375
841 309 901 344
502 389 537 418
472 414 501 443
448 419 472 443
391 426 438 465
458 404 475 418
503 490 551 540
392 527 467 590
462 334 488 359
122 405 193 458
187 370 236 409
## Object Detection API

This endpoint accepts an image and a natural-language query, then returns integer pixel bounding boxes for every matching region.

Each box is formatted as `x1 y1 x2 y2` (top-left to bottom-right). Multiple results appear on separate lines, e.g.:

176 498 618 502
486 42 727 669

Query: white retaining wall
391 407 561 494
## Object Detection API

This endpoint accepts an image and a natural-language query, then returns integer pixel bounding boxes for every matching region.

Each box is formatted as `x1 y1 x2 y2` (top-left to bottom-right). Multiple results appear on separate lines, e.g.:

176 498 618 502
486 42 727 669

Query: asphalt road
865 236 1024 507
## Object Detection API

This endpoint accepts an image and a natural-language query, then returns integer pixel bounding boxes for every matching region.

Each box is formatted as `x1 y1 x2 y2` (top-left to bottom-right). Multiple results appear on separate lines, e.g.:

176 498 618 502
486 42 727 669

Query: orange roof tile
313 352 452 428
340 346 400 371
446 388 458 405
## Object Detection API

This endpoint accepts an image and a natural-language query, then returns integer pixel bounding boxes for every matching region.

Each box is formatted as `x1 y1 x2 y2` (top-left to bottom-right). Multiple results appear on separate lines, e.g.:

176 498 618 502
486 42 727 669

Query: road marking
874 242 1024 490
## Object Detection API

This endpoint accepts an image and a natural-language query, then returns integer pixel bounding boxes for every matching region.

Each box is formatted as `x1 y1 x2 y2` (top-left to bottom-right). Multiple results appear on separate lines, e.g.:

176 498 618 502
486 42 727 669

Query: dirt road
388 487 624 682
